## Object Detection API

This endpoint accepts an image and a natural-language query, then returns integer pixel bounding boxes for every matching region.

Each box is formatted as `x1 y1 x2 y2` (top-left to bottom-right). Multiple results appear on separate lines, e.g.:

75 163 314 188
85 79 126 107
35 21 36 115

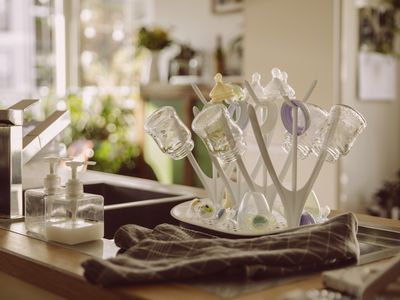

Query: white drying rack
186 79 340 229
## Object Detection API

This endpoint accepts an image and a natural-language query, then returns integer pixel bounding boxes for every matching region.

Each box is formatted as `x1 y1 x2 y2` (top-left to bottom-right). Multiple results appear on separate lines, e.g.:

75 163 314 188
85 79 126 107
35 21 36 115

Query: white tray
170 199 295 237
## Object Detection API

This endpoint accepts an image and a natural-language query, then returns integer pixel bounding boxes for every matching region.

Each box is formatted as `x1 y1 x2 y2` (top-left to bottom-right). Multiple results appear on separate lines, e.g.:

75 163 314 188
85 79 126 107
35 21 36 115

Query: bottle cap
65 160 96 198
209 73 234 103
43 156 71 194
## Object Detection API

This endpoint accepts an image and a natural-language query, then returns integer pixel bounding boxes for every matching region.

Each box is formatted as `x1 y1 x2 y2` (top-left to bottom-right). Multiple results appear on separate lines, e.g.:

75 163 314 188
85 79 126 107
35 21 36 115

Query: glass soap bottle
46 161 104 245
25 156 67 238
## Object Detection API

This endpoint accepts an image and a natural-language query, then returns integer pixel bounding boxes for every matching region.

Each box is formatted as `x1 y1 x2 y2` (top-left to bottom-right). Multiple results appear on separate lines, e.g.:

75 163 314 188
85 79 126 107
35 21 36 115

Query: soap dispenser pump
25 156 69 238
46 161 104 245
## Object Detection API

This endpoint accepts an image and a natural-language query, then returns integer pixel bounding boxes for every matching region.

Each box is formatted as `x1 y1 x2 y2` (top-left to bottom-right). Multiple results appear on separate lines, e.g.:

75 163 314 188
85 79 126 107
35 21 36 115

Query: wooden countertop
1 174 399 299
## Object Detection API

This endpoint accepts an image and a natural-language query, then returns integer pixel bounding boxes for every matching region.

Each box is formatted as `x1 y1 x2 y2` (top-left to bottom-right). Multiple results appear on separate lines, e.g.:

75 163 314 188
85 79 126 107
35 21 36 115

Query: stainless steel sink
91 179 400 260
84 182 195 239
357 223 400 264
91 180 400 256
84 182 187 205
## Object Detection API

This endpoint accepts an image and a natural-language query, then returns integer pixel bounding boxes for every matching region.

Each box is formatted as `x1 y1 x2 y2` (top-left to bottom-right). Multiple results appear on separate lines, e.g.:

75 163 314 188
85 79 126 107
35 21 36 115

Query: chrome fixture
0 99 70 219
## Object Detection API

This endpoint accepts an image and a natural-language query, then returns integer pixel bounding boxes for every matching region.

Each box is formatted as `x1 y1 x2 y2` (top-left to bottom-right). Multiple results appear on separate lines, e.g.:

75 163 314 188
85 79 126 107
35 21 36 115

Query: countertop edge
0 224 219 300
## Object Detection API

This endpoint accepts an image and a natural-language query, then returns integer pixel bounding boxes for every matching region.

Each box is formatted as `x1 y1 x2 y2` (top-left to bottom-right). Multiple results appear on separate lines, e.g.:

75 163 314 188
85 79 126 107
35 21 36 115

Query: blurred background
1 0 400 219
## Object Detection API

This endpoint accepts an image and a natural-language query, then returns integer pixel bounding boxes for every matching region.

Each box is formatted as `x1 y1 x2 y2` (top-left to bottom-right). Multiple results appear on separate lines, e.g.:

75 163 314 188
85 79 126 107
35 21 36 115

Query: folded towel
82 213 359 287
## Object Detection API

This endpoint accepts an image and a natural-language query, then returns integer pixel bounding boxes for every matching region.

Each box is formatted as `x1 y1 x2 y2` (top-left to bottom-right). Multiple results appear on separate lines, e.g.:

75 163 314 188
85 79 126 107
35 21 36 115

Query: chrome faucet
0 99 70 219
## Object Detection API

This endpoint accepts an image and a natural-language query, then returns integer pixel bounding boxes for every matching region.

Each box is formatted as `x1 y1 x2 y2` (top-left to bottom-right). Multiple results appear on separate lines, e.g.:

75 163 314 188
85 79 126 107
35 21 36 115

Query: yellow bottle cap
209 73 234 103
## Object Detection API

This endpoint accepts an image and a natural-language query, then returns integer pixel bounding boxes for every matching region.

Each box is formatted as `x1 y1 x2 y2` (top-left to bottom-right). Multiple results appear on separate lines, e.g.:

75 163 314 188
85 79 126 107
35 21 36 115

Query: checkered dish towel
82 213 359 286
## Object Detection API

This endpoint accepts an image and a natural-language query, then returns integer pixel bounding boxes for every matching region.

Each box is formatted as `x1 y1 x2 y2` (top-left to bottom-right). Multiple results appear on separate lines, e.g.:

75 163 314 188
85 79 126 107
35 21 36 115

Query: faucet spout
22 110 70 164
0 99 71 219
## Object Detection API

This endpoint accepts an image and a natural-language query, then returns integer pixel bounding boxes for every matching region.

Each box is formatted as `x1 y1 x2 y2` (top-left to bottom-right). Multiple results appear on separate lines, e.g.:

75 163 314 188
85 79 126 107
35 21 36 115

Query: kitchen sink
90 178 400 253
84 182 187 205
103 201 184 239
91 179 400 257
83 182 195 239
357 223 400 264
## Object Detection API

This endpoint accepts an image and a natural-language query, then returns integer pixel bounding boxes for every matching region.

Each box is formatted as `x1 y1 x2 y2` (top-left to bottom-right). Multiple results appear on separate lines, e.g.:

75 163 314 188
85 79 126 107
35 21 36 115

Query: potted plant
136 26 171 83
369 170 400 219
137 26 171 50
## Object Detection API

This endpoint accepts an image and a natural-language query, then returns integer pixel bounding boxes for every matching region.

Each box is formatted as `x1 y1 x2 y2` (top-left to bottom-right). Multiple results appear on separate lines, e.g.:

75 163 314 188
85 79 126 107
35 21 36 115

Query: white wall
339 0 400 212
153 0 242 52
243 0 340 209
152 0 243 78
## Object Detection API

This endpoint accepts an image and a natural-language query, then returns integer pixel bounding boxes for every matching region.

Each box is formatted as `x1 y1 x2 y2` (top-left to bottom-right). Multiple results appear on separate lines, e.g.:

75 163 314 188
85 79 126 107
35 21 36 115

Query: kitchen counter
1 172 399 299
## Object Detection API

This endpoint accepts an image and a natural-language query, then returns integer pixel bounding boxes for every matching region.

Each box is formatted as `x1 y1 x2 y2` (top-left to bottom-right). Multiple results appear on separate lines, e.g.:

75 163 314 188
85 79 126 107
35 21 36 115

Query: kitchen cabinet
0 271 64 300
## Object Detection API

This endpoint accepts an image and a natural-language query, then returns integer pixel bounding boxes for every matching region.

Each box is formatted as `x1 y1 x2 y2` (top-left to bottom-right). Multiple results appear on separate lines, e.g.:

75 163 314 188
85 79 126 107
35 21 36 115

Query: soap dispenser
25 156 68 238
46 161 104 245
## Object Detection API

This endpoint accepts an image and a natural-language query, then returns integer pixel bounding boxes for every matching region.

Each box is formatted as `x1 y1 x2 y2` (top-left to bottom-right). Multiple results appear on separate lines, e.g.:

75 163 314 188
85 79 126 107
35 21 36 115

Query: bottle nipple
271 68 282 79
209 73 234 103
264 67 284 101
250 72 265 99
281 71 287 81
252 72 261 83
281 71 296 98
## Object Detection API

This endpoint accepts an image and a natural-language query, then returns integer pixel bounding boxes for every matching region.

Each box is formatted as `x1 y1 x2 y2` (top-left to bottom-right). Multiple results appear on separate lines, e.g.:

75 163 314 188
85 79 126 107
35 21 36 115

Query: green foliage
137 26 171 50
64 93 140 174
